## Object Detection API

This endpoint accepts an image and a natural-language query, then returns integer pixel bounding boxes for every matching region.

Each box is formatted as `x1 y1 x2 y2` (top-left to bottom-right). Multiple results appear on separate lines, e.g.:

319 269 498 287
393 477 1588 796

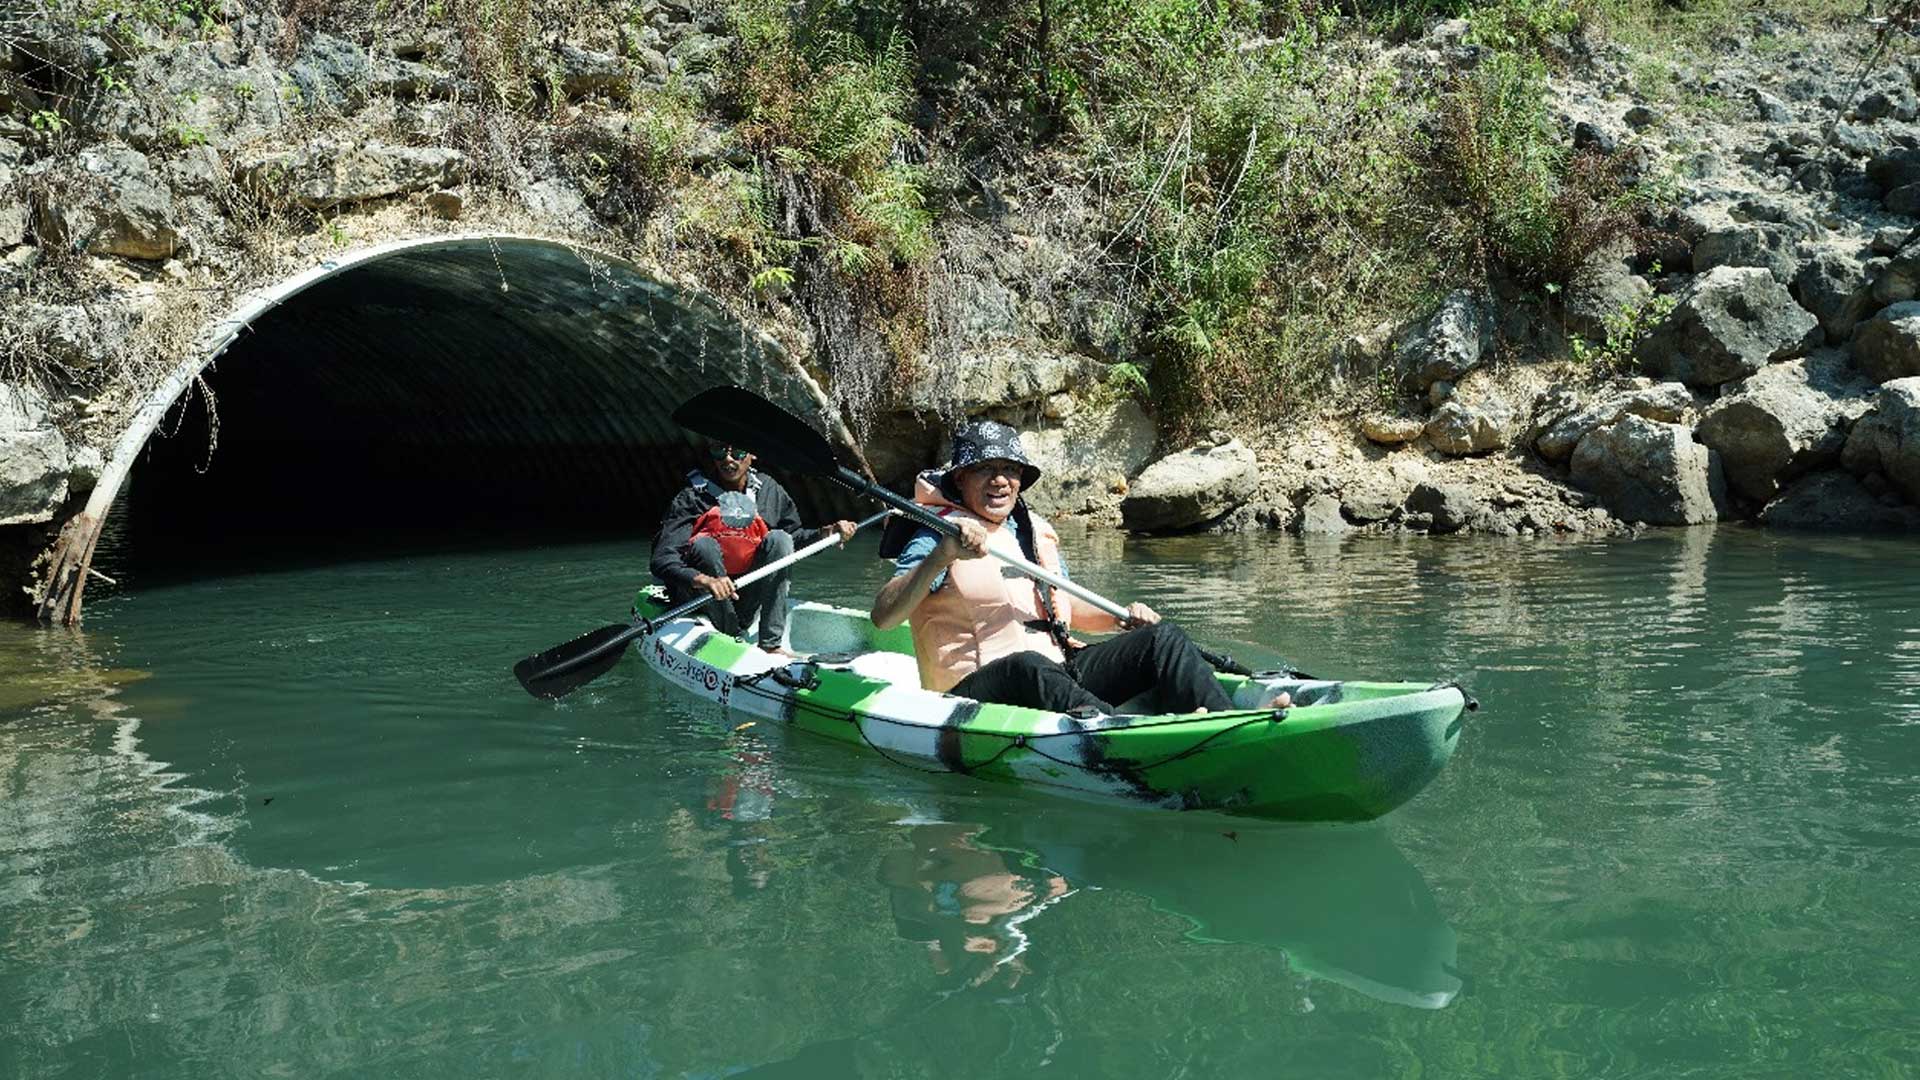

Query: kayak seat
843 650 923 690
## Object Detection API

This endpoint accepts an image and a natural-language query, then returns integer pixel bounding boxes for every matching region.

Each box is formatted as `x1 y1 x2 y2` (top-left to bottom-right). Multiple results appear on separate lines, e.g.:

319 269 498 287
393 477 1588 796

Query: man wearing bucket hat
872 418 1275 715
653 440 856 653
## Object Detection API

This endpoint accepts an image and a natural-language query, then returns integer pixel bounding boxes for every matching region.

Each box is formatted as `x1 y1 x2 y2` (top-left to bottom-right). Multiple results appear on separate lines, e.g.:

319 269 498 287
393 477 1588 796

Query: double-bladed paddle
514 508 894 700
669 386 1258 676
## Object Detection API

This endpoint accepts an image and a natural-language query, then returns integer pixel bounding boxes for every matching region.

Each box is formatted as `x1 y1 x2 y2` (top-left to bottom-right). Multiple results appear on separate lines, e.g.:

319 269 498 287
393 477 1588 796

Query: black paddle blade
671 386 839 473
514 622 642 700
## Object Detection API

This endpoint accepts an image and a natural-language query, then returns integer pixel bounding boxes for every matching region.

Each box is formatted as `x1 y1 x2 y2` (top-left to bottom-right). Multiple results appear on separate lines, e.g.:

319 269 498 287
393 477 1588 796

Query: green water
4 527 1919 1078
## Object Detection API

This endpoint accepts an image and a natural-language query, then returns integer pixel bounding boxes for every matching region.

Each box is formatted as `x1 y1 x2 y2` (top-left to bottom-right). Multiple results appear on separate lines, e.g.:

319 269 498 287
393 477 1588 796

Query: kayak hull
635 593 1467 822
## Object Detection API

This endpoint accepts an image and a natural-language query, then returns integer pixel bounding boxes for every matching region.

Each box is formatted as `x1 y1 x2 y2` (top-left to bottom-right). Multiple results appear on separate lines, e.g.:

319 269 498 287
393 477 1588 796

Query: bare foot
761 644 803 659
1266 692 1293 710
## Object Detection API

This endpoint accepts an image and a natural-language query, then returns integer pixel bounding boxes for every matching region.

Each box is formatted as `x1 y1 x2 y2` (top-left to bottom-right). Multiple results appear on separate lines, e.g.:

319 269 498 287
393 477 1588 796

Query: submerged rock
1760 471 1920 531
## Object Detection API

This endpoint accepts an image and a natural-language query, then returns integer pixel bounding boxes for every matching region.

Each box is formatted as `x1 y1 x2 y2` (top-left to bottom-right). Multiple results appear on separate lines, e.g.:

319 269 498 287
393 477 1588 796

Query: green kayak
634 587 1471 822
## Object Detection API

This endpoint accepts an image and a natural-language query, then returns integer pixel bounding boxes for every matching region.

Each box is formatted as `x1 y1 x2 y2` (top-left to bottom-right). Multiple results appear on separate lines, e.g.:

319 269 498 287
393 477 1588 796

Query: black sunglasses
708 445 749 461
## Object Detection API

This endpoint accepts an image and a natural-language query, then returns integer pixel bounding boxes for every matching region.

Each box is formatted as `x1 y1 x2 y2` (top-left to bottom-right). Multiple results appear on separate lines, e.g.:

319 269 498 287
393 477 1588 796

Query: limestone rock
1536 382 1694 462
0 163 24 247
1395 290 1492 390
908 348 1094 415
242 141 467 210
1405 481 1479 534
1564 256 1653 342
1636 266 1819 389
520 177 595 231
1297 493 1351 535
1341 468 1414 523
1021 398 1157 519
0 382 72 526
1869 148 1920 193
1759 471 1920 531
1793 247 1876 344
32 144 182 260
1851 301 1920 383
1842 377 1920 504
1570 415 1727 525
1359 414 1425 445
1694 352 1875 503
1425 396 1516 455
554 44 630 98
1121 440 1259 532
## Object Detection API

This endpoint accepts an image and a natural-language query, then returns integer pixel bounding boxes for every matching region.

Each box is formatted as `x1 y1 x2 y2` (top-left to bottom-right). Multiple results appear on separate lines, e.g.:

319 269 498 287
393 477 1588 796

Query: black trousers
947 622 1234 715
667 530 795 647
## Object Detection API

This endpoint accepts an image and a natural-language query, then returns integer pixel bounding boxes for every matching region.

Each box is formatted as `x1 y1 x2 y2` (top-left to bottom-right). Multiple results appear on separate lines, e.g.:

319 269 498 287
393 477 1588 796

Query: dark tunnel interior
107 239 859 583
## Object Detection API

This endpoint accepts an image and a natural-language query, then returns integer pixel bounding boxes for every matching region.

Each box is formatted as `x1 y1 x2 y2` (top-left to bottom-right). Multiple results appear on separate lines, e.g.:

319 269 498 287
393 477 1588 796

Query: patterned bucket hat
938 418 1042 493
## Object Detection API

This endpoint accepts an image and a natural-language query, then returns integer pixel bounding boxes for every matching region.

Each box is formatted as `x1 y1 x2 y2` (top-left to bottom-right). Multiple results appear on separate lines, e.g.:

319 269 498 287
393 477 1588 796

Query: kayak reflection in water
878 821 1073 991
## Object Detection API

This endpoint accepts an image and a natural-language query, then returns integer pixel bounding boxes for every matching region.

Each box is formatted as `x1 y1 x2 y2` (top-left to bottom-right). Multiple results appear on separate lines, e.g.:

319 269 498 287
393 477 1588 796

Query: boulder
1121 439 1259 532
1690 224 1799 283
1395 290 1492 389
240 141 467 210
1759 471 1920 531
1636 266 1819 389
31 144 182 260
0 382 72 526
1842 377 1920 504
1340 467 1415 523
1297 493 1351 535
1793 247 1876 343
1358 414 1425 446
1563 255 1653 342
1694 351 1875 503
1570 415 1727 525
1851 301 1920 383
0 163 24 247
1405 481 1479 534
1536 381 1694 462
1425 395 1516 455
1868 148 1920 192
554 44 630 98
1749 87 1794 122
520 177 595 231
1021 398 1157 518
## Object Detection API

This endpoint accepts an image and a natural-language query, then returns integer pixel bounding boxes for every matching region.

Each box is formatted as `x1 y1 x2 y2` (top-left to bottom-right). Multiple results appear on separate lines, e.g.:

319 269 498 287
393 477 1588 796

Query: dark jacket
650 468 825 590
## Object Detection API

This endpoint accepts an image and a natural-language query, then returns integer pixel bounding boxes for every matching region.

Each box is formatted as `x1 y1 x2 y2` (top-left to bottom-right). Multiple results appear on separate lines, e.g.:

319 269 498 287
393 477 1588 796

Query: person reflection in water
878 822 1071 990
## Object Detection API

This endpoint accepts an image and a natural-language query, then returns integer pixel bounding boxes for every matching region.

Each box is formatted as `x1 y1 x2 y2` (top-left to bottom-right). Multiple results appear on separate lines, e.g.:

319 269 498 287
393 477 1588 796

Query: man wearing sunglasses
651 442 856 653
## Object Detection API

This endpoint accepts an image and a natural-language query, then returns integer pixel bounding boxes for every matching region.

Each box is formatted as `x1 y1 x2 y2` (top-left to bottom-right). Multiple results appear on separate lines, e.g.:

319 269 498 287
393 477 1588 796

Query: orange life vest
906 477 1075 693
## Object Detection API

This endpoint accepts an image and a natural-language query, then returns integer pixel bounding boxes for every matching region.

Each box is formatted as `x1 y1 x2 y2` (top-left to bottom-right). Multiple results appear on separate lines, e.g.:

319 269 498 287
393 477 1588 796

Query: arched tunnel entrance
51 236 868 614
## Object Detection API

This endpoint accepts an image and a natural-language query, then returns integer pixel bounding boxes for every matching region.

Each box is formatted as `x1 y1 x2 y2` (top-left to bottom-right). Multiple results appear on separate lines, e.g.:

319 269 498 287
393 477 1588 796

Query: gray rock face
1 382 72 526
520 177 594 231
290 33 373 111
1852 301 1920 383
241 141 467 209
18 303 101 370
32 144 182 260
1691 224 1799 283
1759 471 1920 531
1536 381 1694 462
1637 266 1819 388
1570 415 1726 525
1842 377 1920 504
1425 395 1516 455
908 348 1094 415
1121 440 1259 532
1694 352 1875 503
1405 481 1479 534
1396 290 1492 389
1793 248 1876 343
